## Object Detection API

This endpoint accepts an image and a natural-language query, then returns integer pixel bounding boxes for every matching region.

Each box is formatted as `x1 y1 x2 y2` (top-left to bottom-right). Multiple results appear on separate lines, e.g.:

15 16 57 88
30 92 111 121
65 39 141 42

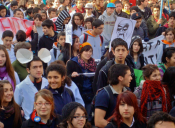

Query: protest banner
142 35 164 65
65 22 72 45
0 17 33 44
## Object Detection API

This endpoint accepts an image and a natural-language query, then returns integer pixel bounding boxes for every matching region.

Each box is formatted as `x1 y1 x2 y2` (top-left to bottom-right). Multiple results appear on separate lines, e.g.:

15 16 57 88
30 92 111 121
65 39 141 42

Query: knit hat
131 12 142 20
130 6 139 12
130 35 142 48
79 42 92 52
62 102 83 120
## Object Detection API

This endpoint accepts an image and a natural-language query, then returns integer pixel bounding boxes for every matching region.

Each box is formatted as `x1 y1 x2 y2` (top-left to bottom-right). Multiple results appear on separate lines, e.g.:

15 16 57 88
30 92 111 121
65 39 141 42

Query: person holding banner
157 28 175 65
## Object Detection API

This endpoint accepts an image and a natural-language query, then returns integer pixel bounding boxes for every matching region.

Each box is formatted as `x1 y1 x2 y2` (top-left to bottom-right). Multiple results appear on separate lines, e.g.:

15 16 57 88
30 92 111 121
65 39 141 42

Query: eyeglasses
74 19 80 21
73 116 87 120
35 102 51 107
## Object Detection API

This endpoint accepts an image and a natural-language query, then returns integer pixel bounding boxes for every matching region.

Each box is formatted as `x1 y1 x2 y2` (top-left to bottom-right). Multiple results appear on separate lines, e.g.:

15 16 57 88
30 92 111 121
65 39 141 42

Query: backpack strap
99 35 103 44
163 44 166 51
54 48 57 59
83 33 88 43
104 86 114 114
65 88 74 101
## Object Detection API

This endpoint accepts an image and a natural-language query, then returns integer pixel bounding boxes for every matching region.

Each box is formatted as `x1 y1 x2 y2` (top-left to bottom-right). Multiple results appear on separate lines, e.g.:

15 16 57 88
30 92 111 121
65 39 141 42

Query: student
50 60 84 106
48 7 57 19
114 1 129 18
122 1 131 15
158 47 175 78
13 9 23 19
84 17 93 30
127 35 144 69
21 89 62 128
95 64 132 128
45 64 75 115
134 64 161 107
147 111 175 128
92 0 104 18
55 10 71 33
105 91 147 128
0 5 8 17
99 3 116 46
8 1 18 17
39 19 58 50
59 102 91 128
0 80 22 128
156 11 175 37
25 7 34 21
40 10 47 21
0 45 20 91
1 30 16 63
67 43 96 118
84 3 95 20
14 56 48 120
147 4 167 39
157 28 175 65
96 38 136 92
72 0 85 13
72 13 85 37
32 7 41 16
12 42 31 82
79 19 104 60
57 0 69 10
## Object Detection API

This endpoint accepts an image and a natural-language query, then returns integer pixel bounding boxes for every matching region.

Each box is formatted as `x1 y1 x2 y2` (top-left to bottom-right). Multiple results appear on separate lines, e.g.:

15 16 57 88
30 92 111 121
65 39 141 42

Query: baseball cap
85 3 93 9
131 12 142 20
107 3 116 8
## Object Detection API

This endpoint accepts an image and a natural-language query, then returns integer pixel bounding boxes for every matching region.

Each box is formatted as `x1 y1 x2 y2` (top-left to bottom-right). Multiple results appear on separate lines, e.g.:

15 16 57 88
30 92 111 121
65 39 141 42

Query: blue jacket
45 86 75 115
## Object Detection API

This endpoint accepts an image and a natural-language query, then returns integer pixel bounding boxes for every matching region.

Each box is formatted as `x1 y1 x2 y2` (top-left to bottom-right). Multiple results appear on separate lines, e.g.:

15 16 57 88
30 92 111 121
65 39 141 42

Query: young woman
59 102 91 128
158 47 175 78
45 64 75 115
40 10 48 21
58 34 80 64
16 30 27 42
84 17 93 31
105 91 147 128
21 89 62 128
127 36 144 70
157 28 175 65
134 64 172 119
122 1 131 15
67 42 96 118
0 45 20 90
0 80 22 128
72 13 85 37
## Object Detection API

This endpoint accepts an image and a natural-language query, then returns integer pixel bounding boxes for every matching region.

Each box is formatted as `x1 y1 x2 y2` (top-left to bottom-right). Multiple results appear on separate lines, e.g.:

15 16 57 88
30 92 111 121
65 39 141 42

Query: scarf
140 80 172 117
0 104 14 119
77 55 96 72
0 67 15 91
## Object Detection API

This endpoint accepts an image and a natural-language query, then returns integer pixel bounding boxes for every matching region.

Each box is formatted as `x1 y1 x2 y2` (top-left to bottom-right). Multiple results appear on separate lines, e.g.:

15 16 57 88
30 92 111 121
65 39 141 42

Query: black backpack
83 33 103 44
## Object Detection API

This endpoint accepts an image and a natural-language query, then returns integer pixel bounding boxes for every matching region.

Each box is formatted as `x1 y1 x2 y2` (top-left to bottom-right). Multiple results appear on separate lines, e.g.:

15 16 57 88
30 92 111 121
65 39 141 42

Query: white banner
65 22 72 45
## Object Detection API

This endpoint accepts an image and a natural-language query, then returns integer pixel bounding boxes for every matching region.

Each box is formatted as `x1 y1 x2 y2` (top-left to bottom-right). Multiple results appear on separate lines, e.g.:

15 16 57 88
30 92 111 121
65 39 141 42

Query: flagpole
159 0 163 26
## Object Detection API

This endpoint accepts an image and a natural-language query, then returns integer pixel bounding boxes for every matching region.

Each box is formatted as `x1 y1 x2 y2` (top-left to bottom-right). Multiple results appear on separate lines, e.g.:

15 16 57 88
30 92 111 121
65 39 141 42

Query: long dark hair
130 39 143 57
59 105 91 128
0 80 22 127
72 13 84 31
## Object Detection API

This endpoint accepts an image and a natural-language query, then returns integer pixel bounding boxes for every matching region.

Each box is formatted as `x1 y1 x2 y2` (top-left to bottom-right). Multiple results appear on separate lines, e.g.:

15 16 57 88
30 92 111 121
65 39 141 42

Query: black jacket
39 31 57 50
114 10 129 18
21 116 61 128
137 6 152 21
96 58 136 92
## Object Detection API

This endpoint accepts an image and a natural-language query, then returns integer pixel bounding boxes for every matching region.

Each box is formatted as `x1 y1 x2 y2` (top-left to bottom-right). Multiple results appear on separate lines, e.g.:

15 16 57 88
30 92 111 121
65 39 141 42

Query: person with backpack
158 47 175 78
79 19 105 60
45 64 75 115
94 64 132 128
99 3 116 47
156 28 175 65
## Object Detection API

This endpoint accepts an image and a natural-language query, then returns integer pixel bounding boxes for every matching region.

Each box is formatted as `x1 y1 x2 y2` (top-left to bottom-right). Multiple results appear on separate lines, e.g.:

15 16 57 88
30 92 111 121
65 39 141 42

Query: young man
114 1 129 18
25 7 34 21
156 11 175 36
84 3 95 19
14 56 48 120
33 7 41 16
48 32 65 65
96 38 136 92
79 19 105 60
92 0 104 18
72 0 85 13
58 0 69 10
147 4 167 39
137 0 152 21
8 1 18 17
13 9 23 19
95 64 132 128
1 30 16 63
39 19 58 50
99 3 116 47
48 7 57 19
0 5 8 17
131 12 146 40
148 111 175 128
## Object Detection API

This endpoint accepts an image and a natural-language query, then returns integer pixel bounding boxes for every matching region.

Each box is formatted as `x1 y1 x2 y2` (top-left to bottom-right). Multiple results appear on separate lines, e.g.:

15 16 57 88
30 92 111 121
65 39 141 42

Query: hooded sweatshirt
156 40 175 65
79 30 105 59
98 10 116 46
55 10 70 33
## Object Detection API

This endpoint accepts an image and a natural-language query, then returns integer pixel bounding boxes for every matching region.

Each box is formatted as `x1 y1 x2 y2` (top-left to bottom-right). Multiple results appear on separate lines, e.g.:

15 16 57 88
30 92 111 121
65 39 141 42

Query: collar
162 40 175 45
114 60 127 65
130 117 135 127
109 85 127 94
6 44 14 51
86 30 96 37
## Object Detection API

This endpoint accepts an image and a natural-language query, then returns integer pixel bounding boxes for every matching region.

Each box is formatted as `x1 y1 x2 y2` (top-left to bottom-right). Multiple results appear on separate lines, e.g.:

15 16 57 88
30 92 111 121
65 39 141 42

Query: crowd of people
1 0 175 127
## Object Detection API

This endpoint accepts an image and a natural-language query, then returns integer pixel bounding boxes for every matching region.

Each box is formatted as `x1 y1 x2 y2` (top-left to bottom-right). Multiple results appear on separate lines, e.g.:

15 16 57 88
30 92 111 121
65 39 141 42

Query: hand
157 19 162 25
162 32 165 36
71 72 79 77
32 25 37 33
21 110 24 117
0 122 4 128
0 106 4 110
